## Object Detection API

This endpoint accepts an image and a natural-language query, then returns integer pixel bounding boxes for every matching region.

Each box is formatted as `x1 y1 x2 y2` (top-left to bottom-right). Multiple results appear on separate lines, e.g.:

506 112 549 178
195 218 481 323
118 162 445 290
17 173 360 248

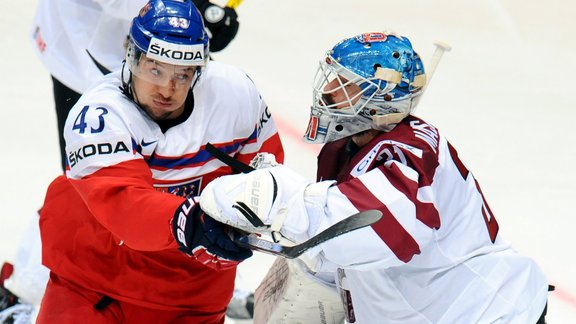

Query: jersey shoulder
383 115 443 154
194 61 266 123
63 72 157 175
200 61 261 97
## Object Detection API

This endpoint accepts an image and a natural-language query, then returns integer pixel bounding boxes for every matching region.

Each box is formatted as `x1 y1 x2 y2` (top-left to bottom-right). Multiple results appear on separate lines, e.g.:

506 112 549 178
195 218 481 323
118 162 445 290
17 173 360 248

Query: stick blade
235 209 383 258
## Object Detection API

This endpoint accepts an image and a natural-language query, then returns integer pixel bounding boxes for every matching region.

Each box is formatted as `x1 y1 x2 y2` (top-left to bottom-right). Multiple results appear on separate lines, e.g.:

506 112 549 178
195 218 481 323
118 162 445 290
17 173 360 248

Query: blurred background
1 0 575 322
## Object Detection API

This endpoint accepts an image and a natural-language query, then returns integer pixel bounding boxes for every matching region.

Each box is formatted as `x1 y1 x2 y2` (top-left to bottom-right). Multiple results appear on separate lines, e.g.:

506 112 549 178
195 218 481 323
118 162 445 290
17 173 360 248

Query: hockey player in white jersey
2 0 283 323
1 0 247 322
199 32 550 323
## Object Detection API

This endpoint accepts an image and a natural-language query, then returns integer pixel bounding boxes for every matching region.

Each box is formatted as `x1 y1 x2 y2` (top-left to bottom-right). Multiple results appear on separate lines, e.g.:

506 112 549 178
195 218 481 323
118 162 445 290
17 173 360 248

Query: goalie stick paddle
234 209 383 258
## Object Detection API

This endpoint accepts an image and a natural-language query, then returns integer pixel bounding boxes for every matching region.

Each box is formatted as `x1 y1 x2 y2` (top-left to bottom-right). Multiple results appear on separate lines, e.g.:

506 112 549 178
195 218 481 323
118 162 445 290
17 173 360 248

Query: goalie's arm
199 164 432 271
311 168 436 271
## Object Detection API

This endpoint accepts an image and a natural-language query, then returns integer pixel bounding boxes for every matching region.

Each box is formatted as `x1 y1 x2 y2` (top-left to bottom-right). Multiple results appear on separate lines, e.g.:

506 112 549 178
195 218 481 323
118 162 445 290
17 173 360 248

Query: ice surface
1 0 574 322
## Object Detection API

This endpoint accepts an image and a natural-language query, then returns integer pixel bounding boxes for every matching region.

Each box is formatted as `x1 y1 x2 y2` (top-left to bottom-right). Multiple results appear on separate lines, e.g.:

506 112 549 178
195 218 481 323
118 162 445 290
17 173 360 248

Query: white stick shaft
427 41 452 84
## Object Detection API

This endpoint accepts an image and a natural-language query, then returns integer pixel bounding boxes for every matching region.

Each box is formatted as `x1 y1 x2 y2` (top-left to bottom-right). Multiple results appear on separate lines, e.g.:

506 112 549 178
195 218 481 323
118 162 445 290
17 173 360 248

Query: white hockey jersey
31 0 147 93
311 116 548 323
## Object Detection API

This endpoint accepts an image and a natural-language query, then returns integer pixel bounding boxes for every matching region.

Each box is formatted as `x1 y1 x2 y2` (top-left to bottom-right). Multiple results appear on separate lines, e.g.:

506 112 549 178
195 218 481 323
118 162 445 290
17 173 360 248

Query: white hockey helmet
303 32 427 144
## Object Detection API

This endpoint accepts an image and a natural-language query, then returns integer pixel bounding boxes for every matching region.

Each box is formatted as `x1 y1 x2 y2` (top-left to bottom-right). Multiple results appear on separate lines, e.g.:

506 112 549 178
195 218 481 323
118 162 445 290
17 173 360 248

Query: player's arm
310 137 442 270
199 142 439 270
63 102 180 251
64 103 251 268
310 167 436 271
65 158 251 269
68 159 184 251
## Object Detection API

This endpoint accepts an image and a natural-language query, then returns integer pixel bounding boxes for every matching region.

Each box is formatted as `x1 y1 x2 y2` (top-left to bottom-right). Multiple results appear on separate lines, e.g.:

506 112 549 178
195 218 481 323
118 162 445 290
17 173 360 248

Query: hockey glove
200 166 335 244
193 0 239 52
172 197 253 270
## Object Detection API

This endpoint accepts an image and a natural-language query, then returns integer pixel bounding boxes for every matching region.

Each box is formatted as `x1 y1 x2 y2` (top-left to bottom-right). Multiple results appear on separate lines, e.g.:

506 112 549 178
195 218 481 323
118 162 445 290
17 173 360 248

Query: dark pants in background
52 76 81 171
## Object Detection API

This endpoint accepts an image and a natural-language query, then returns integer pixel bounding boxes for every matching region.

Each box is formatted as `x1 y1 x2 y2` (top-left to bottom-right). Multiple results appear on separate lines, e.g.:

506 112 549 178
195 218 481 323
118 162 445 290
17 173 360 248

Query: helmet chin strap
120 61 138 103
130 79 141 105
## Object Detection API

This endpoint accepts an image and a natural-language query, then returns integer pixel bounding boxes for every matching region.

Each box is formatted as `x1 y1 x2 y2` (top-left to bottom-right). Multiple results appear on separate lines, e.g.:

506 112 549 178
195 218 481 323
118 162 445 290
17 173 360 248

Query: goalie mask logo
356 32 388 43
305 115 320 141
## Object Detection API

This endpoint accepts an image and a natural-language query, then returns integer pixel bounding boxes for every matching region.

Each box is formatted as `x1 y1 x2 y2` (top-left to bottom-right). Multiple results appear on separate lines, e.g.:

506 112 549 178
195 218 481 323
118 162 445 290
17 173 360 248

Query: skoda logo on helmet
147 37 205 66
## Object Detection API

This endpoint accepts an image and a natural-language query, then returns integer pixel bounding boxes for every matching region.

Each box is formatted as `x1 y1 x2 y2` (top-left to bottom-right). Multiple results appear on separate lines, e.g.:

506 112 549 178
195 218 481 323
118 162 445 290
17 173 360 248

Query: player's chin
145 105 177 121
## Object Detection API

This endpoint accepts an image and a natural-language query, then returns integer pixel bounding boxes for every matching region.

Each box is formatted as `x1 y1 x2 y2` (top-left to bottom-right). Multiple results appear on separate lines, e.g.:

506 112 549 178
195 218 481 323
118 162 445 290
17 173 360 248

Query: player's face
321 75 379 147
132 58 197 120
321 77 362 109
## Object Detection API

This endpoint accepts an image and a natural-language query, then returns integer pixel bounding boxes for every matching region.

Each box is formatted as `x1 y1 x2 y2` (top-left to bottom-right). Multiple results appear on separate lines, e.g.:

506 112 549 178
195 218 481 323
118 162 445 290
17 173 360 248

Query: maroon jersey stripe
338 178 421 263
379 163 441 229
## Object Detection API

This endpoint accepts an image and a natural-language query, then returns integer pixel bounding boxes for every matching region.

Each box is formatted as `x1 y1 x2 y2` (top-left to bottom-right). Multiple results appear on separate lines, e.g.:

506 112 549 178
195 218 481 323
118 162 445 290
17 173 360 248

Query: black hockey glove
172 197 252 270
193 0 239 52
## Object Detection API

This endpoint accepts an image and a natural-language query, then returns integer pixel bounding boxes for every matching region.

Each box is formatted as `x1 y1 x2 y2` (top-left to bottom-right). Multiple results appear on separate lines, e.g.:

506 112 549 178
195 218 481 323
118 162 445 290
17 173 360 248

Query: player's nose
157 80 176 97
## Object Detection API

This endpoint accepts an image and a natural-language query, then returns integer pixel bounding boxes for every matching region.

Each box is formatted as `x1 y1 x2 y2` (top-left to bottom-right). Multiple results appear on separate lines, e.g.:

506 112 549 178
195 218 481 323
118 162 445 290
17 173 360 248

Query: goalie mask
125 0 209 88
304 32 427 144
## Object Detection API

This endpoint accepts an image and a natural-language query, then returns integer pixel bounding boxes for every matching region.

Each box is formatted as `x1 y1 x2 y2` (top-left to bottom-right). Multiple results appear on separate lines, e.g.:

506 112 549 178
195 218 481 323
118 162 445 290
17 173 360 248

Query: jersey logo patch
155 178 203 198
351 140 423 177
147 37 204 66
68 140 131 168
140 139 158 147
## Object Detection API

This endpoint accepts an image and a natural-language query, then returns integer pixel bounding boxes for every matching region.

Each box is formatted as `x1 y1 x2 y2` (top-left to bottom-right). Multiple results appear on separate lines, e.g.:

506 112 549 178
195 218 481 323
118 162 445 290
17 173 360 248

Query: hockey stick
412 40 451 113
426 41 452 85
205 142 254 173
225 0 244 9
234 210 383 258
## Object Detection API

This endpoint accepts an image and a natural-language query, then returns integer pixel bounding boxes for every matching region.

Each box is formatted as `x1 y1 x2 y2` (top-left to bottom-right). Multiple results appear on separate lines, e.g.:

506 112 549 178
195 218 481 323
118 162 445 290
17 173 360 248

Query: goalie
200 32 551 323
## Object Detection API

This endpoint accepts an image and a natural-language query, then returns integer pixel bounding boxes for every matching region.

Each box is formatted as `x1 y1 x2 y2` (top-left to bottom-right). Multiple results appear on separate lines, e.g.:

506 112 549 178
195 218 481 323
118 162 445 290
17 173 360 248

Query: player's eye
322 93 335 106
174 73 190 82
150 68 161 76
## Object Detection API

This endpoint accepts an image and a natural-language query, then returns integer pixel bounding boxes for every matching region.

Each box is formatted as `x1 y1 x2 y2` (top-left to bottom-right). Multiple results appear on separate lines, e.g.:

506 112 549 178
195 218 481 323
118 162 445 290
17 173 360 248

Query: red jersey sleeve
68 159 185 251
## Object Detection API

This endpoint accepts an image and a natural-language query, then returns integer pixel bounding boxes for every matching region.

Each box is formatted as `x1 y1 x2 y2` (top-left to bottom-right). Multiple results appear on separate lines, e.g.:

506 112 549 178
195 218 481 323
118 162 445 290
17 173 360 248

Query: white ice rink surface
1 0 575 322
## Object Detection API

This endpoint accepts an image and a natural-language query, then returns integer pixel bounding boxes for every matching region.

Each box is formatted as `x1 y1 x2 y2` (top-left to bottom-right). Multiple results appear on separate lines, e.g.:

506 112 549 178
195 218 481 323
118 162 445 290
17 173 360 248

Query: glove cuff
303 180 336 237
172 197 201 255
